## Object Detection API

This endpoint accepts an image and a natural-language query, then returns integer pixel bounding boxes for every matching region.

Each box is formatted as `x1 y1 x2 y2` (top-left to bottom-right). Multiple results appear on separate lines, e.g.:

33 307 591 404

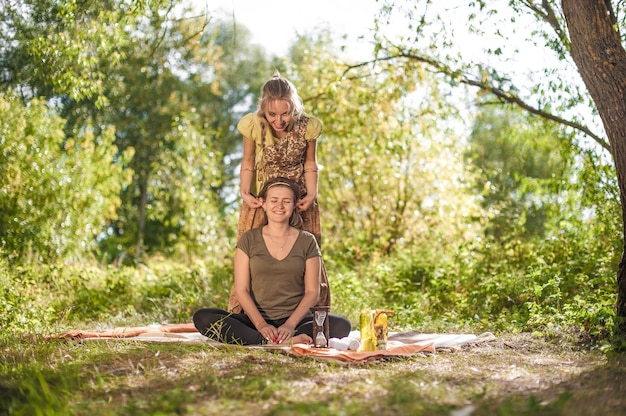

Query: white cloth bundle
344 337 360 350
328 337 360 351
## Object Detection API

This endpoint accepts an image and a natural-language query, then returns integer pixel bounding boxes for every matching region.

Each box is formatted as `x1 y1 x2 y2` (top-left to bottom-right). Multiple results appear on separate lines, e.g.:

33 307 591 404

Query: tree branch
343 53 610 152
530 0 570 46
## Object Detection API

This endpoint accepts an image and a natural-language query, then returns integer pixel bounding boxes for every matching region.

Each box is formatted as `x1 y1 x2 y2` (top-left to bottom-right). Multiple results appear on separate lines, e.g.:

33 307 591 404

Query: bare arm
240 137 262 209
233 247 277 341
298 140 319 211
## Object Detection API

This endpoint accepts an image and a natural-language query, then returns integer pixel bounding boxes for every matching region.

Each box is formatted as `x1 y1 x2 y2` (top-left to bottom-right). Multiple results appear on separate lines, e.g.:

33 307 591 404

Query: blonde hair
257 72 304 119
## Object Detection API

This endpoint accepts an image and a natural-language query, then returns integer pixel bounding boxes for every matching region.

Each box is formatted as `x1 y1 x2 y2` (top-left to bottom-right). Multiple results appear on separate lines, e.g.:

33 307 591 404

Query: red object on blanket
45 323 198 340
289 340 435 363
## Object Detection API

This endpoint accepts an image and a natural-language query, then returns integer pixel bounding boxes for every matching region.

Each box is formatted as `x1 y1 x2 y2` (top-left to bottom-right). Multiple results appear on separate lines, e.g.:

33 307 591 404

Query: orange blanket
290 341 435 363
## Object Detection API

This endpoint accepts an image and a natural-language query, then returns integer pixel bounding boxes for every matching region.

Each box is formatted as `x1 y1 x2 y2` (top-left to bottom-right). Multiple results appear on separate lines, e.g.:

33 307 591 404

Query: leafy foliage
0 0 137 105
0 92 129 263
466 106 574 240
0 0 620 352
0 1 624 414
280 34 481 263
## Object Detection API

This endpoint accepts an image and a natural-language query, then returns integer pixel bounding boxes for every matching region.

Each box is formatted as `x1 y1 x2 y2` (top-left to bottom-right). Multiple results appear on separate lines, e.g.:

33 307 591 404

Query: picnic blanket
45 323 496 363
46 323 199 341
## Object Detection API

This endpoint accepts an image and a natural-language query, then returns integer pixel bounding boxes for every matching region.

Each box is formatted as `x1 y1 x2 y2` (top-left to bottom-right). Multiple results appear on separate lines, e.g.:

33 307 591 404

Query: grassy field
1 253 622 415
2 330 625 415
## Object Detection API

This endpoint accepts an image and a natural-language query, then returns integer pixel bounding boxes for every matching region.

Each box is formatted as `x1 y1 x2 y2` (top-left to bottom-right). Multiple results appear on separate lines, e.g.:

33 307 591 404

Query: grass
1 250 623 415
1 331 625 415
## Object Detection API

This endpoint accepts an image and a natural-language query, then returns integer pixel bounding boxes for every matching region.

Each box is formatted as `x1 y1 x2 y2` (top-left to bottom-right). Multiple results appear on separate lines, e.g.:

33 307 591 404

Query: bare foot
290 334 312 344
267 333 312 346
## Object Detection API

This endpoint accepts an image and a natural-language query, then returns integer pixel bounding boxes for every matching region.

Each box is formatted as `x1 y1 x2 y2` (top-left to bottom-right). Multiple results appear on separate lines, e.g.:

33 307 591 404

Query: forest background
1 0 621 344
1 0 625 412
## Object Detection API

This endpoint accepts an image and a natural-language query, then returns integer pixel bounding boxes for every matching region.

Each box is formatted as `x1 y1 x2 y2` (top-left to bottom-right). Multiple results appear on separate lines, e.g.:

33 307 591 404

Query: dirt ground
405 332 626 415
174 331 626 415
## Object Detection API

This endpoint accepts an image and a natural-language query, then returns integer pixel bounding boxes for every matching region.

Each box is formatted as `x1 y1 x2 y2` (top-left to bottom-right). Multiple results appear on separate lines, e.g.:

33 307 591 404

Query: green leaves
0 92 127 263
2 0 131 104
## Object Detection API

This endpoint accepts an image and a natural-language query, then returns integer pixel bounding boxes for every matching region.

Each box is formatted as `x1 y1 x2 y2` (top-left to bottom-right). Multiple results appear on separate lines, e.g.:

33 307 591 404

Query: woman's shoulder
301 114 322 140
296 230 321 255
297 229 316 240
242 226 263 239
237 227 263 249
237 113 263 138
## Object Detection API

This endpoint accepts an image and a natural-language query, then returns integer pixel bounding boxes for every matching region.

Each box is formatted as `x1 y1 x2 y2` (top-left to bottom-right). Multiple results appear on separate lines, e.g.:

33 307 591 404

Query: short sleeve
236 229 254 256
236 113 260 141
302 231 321 259
304 116 322 141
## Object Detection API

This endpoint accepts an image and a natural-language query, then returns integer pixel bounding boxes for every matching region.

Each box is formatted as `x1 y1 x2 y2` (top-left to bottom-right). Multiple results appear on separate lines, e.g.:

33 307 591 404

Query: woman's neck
263 222 292 237
272 128 287 139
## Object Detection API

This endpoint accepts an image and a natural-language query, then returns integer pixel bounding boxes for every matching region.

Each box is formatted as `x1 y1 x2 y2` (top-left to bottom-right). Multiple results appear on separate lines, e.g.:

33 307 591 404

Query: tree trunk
562 0 626 338
136 173 148 264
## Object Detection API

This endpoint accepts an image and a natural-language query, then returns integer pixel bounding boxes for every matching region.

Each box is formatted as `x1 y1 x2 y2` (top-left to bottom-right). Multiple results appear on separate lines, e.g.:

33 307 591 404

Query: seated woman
193 177 351 345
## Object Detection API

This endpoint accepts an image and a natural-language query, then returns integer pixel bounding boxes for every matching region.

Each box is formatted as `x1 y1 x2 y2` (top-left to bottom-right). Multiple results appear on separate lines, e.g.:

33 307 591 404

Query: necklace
265 229 291 252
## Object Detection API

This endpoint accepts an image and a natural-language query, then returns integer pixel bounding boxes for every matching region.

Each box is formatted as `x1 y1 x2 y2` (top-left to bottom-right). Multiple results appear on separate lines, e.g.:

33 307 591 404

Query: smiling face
262 185 296 223
265 100 292 134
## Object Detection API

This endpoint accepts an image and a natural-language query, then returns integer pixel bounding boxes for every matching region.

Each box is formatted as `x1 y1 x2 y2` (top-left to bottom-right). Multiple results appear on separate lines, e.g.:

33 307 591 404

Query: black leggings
193 307 352 345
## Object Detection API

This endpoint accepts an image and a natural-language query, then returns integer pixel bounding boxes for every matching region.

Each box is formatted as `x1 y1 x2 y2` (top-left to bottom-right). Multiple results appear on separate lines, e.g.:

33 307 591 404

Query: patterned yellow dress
227 112 331 313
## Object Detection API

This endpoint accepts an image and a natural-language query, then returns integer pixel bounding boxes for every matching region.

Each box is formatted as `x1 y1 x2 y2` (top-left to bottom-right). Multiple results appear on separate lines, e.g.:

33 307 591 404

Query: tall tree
1 0 272 262
101 2 212 261
0 0 146 263
561 0 626 337
370 0 626 339
101 7 269 261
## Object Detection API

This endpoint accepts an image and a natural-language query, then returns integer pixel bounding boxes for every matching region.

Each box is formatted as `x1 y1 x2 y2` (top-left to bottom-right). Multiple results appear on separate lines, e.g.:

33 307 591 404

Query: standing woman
228 73 330 313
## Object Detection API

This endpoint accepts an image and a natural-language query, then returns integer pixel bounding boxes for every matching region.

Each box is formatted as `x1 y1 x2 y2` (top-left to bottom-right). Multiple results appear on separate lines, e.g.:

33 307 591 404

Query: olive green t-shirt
237 227 321 321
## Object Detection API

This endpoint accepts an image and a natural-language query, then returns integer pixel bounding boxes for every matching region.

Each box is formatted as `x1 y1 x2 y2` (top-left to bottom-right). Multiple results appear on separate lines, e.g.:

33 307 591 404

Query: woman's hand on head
243 193 262 209
296 195 315 211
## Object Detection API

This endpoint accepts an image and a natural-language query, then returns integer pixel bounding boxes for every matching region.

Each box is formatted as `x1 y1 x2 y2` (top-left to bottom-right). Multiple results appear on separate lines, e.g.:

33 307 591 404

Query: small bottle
358 309 376 352
374 310 394 350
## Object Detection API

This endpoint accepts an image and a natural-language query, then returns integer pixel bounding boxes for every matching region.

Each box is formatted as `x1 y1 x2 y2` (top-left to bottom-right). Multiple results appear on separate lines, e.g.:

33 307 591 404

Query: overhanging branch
344 53 611 152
